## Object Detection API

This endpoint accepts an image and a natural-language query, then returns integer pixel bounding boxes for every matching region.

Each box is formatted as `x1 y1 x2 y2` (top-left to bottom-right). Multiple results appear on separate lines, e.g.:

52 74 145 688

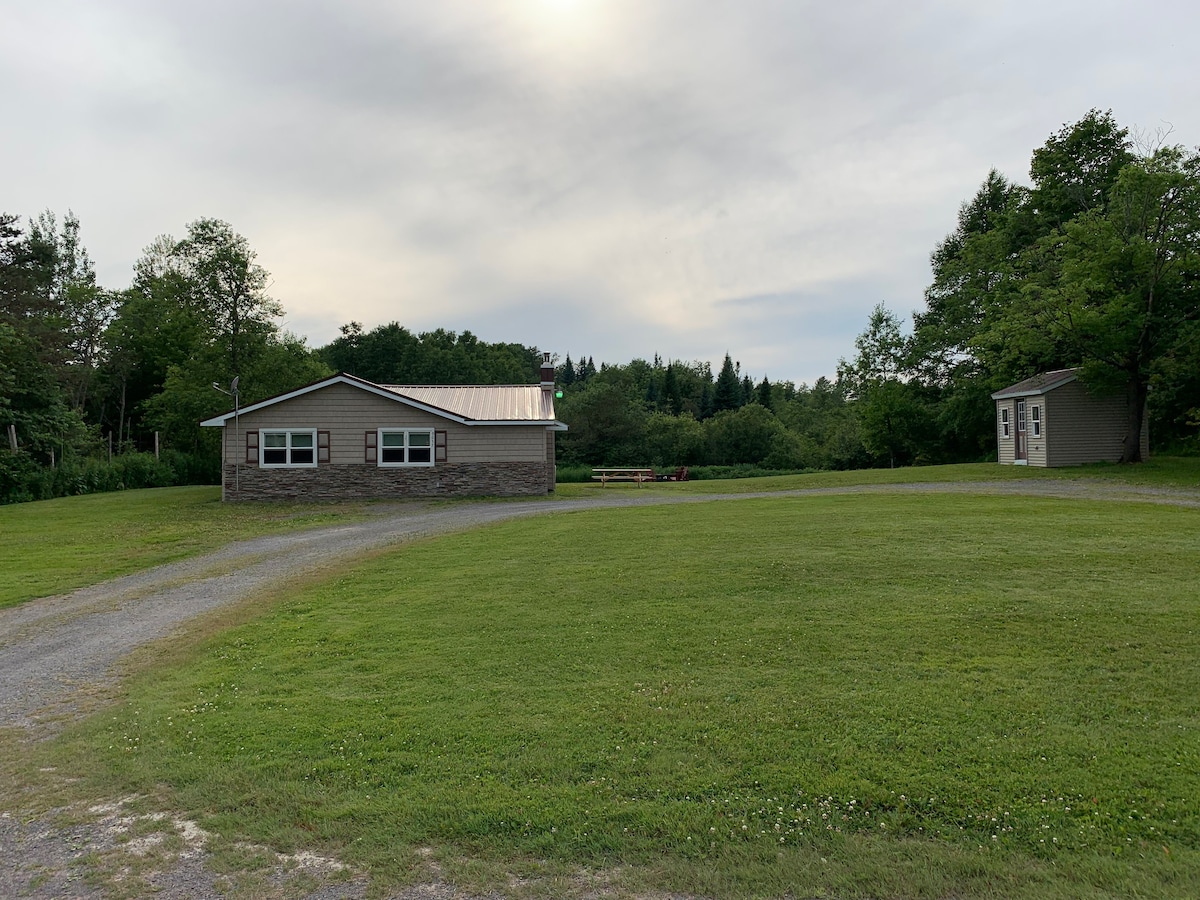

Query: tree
840 305 926 467
713 353 742 412
906 110 1192 462
704 404 785 465
0 213 90 461
1026 109 1133 233
756 376 773 410
25 212 117 414
644 411 705 466
1019 146 1200 461
559 354 577 386
171 218 282 377
556 381 648 465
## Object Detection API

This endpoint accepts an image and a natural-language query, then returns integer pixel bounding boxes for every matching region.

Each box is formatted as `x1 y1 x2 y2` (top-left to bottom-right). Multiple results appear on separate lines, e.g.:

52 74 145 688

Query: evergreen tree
663 362 683 415
756 376 773 409
713 353 742 412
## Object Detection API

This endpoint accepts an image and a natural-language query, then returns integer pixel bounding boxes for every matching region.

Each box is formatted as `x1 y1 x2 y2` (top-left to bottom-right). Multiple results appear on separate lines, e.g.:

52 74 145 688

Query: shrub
0 450 218 505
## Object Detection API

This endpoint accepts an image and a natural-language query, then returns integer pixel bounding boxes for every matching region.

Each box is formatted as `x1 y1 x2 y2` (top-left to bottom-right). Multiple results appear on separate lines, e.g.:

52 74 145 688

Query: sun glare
516 0 611 56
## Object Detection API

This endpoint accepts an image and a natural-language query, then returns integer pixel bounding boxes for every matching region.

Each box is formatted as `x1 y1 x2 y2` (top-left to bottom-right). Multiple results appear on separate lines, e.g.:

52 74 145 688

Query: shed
990 368 1148 467
200 357 567 501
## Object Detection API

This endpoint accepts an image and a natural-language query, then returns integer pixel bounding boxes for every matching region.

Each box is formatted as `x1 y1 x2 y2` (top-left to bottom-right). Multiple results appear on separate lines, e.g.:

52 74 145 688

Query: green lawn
0 486 369 608
5 460 1195 609
555 457 1200 497
48 491 1200 898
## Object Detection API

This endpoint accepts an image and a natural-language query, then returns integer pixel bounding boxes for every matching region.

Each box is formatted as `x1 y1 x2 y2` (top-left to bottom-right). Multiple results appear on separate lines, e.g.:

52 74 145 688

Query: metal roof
381 384 557 423
200 373 566 429
990 368 1079 400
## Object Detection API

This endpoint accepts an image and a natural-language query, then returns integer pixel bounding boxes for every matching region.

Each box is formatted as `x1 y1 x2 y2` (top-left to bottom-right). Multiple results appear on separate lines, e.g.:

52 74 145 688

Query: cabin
990 368 1148 467
200 356 566 501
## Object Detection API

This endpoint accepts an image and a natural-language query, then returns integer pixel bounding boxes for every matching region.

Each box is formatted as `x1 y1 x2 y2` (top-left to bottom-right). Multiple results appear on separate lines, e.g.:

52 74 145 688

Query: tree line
560 110 1200 470
3 110 1197 502
0 216 542 502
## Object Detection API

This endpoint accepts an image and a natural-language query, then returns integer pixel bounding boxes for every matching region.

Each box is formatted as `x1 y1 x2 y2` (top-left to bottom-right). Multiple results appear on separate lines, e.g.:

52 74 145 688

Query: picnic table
591 466 688 485
591 467 656 486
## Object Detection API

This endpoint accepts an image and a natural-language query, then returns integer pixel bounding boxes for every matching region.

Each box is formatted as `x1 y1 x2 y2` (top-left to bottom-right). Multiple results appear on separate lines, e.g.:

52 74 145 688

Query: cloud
3 0 1200 384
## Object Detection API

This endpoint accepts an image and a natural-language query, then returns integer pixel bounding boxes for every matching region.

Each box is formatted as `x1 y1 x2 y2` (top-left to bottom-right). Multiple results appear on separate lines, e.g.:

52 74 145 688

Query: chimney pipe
540 351 555 389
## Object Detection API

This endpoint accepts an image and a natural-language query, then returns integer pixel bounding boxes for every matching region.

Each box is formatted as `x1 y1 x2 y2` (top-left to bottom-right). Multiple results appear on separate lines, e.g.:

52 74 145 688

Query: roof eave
991 374 1078 401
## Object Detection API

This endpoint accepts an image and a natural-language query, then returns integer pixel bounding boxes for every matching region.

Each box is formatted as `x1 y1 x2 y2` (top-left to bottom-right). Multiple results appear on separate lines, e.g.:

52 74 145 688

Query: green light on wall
555 390 564 398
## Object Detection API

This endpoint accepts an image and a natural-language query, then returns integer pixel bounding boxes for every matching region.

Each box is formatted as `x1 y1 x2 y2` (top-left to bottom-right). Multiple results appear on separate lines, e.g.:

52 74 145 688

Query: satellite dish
230 376 240 393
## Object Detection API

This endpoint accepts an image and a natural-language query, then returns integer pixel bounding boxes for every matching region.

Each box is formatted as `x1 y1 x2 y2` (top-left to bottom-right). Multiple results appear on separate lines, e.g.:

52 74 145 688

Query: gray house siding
217 381 556 500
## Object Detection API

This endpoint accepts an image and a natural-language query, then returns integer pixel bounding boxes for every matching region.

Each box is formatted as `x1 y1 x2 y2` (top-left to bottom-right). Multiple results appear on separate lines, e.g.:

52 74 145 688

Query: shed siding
1044 381 1148 467
993 380 1150 468
1025 398 1048 467
996 401 1015 465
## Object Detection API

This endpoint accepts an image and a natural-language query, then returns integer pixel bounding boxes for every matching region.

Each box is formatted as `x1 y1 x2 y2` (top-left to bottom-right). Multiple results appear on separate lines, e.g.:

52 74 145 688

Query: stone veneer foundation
223 461 555 501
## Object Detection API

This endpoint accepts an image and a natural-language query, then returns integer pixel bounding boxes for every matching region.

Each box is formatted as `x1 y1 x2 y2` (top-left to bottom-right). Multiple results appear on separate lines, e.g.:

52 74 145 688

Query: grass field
42 488 1200 898
0 486 370 608
554 456 1200 498
4 460 1195 610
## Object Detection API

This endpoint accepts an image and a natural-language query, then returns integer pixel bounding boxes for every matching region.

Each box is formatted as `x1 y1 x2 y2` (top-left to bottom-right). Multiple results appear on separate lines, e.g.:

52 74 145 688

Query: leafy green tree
0 213 90 461
556 381 648 466
171 218 282 376
906 110 1192 461
644 411 706 466
839 305 927 467
1026 109 1134 233
705 404 785 465
1018 146 1200 461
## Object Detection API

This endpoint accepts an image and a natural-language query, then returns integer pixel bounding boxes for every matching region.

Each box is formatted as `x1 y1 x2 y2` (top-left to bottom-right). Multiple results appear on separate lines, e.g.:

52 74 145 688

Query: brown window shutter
245 430 259 464
365 430 377 464
435 430 447 463
317 430 330 464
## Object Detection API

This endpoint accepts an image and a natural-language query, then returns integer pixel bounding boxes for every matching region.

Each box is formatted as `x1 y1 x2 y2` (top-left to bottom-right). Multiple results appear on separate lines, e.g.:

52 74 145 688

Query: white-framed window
378 428 435 467
1017 400 1026 434
260 429 318 467
1000 407 1010 438
1030 404 1041 437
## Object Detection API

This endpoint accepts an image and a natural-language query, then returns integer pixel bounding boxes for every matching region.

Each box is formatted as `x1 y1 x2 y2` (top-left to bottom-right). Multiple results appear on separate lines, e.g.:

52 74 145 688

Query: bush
0 449 218 505
555 464 595 483
688 464 817 480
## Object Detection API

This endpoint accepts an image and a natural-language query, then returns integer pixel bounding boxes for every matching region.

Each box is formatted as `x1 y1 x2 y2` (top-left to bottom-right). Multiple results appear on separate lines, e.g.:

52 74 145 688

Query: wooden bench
592 467 656 486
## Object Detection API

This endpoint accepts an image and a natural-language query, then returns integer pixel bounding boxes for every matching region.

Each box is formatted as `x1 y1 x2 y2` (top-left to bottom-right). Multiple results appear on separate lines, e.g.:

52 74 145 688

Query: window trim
259 428 319 468
1030 404 1041 438
1000 407 1010 439
377 428 436 467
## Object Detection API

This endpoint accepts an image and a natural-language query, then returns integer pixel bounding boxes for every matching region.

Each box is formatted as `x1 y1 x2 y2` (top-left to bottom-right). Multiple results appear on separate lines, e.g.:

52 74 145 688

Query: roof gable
991 368 1080 400
200 373 566 429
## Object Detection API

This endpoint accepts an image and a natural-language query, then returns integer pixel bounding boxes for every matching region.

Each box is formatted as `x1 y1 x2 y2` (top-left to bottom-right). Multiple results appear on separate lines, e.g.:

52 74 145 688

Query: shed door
1015 400 1028 461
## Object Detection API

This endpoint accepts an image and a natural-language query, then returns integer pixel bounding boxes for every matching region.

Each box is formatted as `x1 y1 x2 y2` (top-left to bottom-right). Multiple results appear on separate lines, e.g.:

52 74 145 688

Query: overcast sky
5 1 1198 384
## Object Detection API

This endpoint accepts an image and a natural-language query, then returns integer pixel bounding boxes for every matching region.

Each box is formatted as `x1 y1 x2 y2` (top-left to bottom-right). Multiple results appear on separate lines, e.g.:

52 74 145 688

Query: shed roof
990 368 1079 400
200 373 567 430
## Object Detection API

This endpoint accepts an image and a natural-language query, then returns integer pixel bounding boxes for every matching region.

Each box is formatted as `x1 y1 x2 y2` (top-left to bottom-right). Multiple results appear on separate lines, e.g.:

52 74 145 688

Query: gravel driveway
2 479 1196 899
